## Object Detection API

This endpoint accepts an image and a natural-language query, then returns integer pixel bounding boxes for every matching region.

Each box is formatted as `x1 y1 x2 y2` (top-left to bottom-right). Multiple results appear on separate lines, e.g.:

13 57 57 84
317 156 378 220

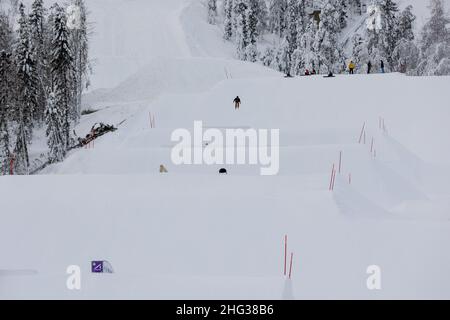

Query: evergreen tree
351 34 369 73
268 0 288 37
245 1 259 62
207 0 217 25
235 0 249 60
397 5 415 42
45 91 65 162
0 10 14 51
273 37 290 74
0 51 12 173
69 0 90 123
294 17 318 73
248 0 268 35
392 5 416 73
420 0 449 50
223 0 234 40
313 0 344 73
378 0 400 69
286 0 299 65
15 3 38 144
416 0 450 75
50 4 73 151
29 0 47 123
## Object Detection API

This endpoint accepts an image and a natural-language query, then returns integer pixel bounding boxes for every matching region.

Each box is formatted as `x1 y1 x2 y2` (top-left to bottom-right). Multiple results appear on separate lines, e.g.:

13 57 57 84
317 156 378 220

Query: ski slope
1 0 450 299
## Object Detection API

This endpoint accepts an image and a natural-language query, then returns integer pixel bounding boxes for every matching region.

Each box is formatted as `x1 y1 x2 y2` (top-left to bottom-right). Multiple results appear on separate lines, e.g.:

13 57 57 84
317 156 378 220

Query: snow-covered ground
1 0 450 299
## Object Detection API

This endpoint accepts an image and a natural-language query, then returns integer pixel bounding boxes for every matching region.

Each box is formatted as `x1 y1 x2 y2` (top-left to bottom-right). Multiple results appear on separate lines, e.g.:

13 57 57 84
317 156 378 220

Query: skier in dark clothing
367 61 372 74
233 96 241 110
380 60 385 73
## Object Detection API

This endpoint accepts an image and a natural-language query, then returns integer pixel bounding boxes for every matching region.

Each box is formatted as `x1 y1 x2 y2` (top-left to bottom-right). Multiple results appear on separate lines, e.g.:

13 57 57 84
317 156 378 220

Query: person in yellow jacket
348 61 356 74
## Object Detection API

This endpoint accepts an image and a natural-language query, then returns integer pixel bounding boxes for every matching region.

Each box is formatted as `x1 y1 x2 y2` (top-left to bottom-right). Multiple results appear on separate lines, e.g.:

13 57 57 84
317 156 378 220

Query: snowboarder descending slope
348 61 355 74
234 96 241 110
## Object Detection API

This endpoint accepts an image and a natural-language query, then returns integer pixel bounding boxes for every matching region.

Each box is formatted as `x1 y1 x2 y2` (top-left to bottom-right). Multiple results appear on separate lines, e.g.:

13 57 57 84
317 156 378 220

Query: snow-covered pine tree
377 0 400 69
29 0 47 123
397 5 415 42
15 3 38 144
234 0 249 60
392 38 419 73
284 0 299 74
45 91 65 162
245 4 258 62
273 37 290 74
351 34 369 73
261 46 275 66
294 17 318 74
223 0 234 40
338 0 349 29
268 0 288 37
313 0 344 74
391 5 417 73
420 0 449 51
208 0 217 25
50 4 73 151
69 0 90 123
416 0 450 75
248 0 268 36
0 51 12 173
1 10 14 51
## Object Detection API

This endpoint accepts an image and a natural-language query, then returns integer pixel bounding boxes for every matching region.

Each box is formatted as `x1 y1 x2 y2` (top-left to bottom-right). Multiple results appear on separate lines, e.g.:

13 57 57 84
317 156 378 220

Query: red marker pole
338 151 342 174
329 164 335 191
289 253 294 280
358 122 366 144
332 168 337 190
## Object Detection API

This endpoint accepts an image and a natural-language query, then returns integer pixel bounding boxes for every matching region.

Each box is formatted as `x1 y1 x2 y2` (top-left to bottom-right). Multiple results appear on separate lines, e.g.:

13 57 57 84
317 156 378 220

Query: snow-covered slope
1 0 450 299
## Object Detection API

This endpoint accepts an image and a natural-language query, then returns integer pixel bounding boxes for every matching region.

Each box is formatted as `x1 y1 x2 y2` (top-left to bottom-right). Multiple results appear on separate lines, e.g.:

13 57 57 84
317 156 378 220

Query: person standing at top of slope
367 61 372 74
380 60 385 73
234 96 241 110
348 61 355 74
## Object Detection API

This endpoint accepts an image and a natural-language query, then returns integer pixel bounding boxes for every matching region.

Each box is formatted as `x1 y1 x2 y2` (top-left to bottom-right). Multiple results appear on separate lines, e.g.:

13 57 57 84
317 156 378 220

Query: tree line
207 0 450 76
0 0 90 175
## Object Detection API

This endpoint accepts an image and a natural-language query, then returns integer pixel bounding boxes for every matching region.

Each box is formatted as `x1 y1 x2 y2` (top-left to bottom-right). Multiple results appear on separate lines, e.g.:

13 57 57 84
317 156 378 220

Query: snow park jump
0 0 450 312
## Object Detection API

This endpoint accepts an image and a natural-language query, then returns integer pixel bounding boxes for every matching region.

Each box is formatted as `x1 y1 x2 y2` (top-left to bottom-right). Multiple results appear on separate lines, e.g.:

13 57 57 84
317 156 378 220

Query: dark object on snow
380 60 385 73
324 72 335 78
304 69 310 76
75 123 117 148
234 96 241 110
367 61 372 74
219 168 228 174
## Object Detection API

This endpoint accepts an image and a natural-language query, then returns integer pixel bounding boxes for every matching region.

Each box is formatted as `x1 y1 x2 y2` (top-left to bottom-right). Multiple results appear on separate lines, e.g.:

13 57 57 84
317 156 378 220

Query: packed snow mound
83 57 280 106
180 0 235 58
